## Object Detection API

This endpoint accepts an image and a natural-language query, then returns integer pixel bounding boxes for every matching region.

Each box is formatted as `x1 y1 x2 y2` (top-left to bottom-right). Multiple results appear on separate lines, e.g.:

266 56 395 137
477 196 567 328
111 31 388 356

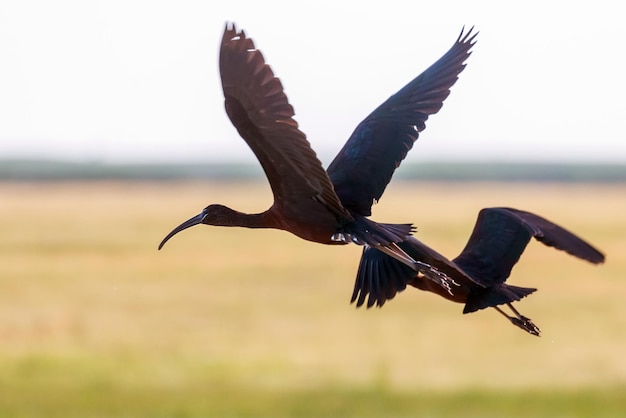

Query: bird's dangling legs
494 304 541 336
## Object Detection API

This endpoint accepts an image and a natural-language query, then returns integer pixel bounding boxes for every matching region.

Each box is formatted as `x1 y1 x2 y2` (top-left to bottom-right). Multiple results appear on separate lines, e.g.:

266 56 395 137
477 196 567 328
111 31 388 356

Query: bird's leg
506 303 541 336
376 243 459 294
494 304 541 337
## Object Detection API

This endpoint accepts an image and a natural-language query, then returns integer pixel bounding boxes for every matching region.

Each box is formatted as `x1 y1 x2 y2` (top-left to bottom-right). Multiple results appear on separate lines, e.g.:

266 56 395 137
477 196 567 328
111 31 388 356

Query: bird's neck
212 205 277 229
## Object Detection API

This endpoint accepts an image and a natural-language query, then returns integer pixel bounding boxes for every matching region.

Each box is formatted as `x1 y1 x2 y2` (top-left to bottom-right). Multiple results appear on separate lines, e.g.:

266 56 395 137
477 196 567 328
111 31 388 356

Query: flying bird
352 207 605 336
159 22 476 289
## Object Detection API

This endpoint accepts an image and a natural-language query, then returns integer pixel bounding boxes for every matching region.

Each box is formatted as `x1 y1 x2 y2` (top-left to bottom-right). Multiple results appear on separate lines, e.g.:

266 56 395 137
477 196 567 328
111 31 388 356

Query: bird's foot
440 276 460 296
510 315 541 337
415 261 459 296
495 304 541 337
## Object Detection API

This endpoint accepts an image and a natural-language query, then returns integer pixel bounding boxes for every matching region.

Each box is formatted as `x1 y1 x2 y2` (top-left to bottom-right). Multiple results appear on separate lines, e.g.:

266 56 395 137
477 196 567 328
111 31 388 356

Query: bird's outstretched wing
328 28 477 216
452 207 606 285
220 23 352 221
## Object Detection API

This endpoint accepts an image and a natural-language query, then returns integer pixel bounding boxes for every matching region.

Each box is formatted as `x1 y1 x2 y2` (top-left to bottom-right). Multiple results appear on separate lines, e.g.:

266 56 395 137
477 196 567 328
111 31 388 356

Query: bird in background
159 22 477 293
352 207 605 336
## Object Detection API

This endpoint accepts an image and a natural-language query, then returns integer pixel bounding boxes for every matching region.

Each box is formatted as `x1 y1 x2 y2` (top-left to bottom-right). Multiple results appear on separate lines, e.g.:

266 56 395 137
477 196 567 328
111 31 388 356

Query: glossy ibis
159 22 476 287
352 207 605 336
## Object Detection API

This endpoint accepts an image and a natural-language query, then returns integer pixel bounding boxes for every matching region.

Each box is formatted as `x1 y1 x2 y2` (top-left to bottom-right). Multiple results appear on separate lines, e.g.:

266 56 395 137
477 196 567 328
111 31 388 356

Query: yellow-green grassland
1 180 624 417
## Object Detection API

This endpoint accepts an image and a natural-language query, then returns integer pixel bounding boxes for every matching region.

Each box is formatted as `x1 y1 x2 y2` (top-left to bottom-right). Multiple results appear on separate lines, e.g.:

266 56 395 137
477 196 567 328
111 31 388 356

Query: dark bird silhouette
159 22 476 286
352 207 605 336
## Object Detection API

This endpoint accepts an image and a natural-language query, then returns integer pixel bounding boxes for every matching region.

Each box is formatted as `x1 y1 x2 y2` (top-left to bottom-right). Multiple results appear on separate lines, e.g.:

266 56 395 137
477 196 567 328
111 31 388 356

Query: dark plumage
352 207 605 336
159 23 476 283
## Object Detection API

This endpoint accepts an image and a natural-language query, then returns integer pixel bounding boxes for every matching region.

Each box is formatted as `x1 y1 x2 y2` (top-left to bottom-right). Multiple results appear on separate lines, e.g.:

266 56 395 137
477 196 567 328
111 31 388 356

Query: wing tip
224 21 238 38
487 206 607 266
586 250 606 265
457 25 479 45
223 21 250 46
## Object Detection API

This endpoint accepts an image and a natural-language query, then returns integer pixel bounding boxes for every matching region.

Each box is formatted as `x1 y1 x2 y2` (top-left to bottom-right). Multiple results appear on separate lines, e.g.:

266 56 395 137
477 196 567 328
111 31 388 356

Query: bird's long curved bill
158 212 205 250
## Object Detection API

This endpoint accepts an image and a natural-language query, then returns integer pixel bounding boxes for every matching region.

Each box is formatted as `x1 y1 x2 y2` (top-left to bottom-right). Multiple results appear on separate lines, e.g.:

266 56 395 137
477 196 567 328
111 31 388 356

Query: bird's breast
269 202 345 245
284 220 345 245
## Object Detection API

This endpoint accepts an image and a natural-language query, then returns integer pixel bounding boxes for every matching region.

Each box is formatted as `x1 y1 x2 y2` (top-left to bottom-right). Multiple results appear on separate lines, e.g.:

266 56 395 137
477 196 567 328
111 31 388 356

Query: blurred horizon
2 158 626 182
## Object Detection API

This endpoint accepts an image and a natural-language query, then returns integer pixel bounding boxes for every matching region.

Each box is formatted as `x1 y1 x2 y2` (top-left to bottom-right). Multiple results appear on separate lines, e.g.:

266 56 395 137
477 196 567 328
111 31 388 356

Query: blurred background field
0 180 624 417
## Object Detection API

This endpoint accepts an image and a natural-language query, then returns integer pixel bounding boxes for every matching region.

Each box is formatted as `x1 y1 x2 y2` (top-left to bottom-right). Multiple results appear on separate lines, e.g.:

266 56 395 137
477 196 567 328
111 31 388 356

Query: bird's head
158 204 233 250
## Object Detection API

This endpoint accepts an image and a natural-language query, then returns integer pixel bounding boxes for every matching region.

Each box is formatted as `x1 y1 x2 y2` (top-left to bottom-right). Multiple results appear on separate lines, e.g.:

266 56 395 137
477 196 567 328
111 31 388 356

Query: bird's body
353 207 605 336
160 23 476 284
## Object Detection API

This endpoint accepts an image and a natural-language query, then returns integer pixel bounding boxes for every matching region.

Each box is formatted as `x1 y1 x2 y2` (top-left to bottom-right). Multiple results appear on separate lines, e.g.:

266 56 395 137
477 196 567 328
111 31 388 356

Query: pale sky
0 0 624 165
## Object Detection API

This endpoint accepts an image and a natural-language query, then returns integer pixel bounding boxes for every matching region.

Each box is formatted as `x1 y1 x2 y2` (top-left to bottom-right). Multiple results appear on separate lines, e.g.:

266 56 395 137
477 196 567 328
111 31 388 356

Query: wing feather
220 23 351 221
328 28 477 215
453 207 605 285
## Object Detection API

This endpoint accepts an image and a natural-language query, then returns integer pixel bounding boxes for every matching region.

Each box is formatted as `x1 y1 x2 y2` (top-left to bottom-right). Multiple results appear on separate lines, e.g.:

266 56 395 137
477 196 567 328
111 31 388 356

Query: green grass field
1 181 625 417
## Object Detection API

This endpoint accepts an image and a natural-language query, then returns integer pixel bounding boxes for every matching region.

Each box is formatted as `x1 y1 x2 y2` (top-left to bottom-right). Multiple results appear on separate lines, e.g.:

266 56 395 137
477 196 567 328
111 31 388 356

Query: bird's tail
339 215 415 247
463 284 536 314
